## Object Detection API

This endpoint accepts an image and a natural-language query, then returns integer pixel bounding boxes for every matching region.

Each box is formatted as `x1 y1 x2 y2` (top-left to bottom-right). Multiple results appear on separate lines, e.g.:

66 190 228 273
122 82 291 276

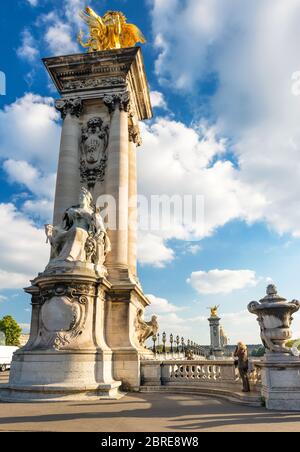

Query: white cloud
150 91 168 109
187 269 259 295
0 295 8 303
138 232 175 267
146 294 189 336
39 0 85 56
186 244 202 255
147 294 183 314
17 30 39 62
44 20 79 56
151 0 300 239
0 93 61 172
22 199 53 223
3 160 55 200
26 0 38 6
64 0 86 27
138 118 265 241
0 204 49 290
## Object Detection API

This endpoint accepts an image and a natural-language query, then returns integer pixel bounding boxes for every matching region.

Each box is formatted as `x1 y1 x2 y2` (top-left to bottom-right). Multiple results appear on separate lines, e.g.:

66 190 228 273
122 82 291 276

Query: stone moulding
63 76 127 92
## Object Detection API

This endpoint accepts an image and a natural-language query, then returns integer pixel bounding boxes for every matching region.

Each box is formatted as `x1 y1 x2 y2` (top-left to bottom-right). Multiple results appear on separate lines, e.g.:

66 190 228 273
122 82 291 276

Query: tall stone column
53 98 82 225
0 48 155 401
208 315 223 357
104 93 130 278
128 125 141 278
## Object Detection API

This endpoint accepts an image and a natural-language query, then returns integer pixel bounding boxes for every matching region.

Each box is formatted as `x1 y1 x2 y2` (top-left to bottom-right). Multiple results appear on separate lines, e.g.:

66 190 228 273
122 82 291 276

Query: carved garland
63 76 126 91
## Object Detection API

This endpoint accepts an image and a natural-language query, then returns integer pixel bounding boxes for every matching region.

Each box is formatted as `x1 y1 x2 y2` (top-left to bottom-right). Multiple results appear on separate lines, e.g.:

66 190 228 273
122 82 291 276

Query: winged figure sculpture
78 7 146 52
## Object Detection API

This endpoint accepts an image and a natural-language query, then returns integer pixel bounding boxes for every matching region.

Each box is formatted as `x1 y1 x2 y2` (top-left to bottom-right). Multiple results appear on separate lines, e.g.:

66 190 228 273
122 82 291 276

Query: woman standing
234 342 250 393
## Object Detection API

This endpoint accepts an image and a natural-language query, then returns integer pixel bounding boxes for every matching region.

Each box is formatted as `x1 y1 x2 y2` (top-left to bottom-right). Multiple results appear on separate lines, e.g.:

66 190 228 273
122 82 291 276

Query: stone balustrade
141 359 262 394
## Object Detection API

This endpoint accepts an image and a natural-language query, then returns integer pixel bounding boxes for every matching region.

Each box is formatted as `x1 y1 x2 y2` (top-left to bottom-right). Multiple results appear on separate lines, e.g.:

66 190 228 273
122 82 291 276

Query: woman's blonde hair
238 342 247 350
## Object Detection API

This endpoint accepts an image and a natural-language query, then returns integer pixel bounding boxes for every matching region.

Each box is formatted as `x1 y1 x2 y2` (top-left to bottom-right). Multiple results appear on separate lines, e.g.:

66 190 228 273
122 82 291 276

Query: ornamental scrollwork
103 92 131 114
55 97 83 119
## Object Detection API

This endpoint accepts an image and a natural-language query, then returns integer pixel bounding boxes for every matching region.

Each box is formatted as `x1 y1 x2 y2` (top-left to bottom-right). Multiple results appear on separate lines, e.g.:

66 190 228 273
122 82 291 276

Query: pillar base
1 350 122 402
0 383 123 402
258 358 300 411
105 281 154 391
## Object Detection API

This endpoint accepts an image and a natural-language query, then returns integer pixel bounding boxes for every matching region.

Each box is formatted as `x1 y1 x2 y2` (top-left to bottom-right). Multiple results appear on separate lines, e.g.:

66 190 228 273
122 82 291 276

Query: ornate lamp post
170 334 174 353
176 336 180 354
162 332 167 354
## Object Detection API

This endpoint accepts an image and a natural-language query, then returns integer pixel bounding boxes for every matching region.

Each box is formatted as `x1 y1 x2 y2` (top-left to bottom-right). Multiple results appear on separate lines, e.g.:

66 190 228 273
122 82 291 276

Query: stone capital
129 125 142 147
55 97 83 120
103 92 131 114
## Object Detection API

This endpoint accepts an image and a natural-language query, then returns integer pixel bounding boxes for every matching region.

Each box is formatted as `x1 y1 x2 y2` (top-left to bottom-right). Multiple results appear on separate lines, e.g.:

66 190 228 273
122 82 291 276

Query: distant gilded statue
208 305 220 318
78 7 146 52
45 188 111 267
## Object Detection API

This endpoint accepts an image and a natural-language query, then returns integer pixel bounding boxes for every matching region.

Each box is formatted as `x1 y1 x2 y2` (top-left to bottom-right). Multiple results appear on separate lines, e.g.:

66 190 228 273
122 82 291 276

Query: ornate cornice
55 97 83 120
44 48 153 121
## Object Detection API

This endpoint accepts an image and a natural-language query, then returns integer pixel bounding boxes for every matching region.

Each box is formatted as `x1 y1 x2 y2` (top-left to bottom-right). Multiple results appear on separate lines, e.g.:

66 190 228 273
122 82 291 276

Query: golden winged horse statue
78 7 146 52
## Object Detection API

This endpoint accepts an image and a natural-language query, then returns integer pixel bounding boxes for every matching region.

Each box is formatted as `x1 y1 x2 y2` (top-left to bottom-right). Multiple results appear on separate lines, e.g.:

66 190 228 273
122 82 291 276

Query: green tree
251 346 265 357
286 339 300 350
0 316 22 346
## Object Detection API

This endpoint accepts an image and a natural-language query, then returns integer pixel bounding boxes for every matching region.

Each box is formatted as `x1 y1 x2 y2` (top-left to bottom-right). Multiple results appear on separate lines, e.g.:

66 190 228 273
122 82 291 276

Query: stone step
140 385 262 408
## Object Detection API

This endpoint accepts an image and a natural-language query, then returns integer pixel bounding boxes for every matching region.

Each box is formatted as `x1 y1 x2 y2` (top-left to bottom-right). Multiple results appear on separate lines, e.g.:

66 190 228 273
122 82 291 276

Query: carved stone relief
63 76 126 91
33 283 95 350
80 117 109 187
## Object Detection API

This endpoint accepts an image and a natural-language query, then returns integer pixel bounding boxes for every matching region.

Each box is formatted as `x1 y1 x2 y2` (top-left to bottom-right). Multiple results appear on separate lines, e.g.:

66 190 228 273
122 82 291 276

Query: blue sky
1 0 300 344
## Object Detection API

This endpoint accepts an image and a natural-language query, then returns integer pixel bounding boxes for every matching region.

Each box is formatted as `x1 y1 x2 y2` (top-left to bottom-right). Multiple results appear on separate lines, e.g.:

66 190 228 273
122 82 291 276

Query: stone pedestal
1 270 121 401
1 48 155 401
258 355 300 411
248 285 300 411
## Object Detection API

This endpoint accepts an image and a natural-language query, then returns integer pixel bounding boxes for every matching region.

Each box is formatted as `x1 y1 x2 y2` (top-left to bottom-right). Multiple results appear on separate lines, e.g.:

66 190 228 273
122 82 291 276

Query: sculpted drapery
45 187 111 267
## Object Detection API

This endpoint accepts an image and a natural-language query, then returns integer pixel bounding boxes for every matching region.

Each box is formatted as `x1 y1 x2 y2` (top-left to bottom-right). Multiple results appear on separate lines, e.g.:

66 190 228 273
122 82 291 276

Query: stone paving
1 372 300 432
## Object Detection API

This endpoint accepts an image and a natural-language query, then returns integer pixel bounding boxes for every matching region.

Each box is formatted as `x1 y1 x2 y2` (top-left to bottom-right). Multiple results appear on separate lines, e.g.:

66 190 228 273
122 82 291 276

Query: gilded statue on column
208 305 220 318
78 7 146 52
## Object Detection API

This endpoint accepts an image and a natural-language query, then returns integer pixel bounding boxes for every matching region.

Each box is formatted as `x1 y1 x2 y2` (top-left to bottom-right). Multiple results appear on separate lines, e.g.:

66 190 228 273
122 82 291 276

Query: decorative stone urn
248 284 300 356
